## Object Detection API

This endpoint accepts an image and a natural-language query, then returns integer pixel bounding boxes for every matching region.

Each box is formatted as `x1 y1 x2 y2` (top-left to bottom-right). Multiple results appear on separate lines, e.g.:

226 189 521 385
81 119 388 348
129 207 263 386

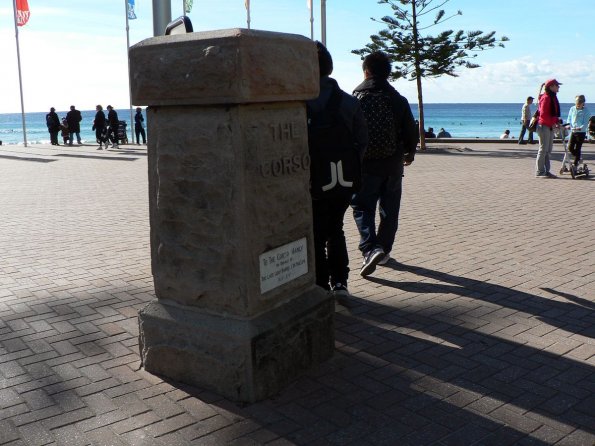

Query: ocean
0 103 576 145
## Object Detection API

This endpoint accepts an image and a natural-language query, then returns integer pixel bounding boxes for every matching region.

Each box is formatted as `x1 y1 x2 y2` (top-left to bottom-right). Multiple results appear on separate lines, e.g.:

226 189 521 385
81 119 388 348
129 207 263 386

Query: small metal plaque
259 238 308 294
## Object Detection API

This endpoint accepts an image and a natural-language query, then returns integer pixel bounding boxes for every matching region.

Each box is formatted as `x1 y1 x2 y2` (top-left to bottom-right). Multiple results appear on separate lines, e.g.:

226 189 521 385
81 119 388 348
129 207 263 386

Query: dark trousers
108 125 118 144
95 126 106 145
135 125 146 144
351 167 403 256
312 197 351 290
49 130 59 145
568 132 586 166
519 120 534 143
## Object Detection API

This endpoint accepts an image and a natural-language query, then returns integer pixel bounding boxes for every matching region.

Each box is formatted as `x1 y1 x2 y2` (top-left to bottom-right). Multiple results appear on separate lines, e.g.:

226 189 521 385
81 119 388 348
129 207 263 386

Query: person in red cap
534 79 562 178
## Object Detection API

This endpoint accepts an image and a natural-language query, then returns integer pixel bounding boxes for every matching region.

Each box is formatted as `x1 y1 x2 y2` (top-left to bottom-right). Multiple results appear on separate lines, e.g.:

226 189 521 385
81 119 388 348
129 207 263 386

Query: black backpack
354 90 399 160
307 85 361 200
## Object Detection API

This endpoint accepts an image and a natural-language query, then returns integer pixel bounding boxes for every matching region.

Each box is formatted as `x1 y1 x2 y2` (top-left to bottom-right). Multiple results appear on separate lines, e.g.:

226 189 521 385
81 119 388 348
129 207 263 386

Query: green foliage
353 0 509 82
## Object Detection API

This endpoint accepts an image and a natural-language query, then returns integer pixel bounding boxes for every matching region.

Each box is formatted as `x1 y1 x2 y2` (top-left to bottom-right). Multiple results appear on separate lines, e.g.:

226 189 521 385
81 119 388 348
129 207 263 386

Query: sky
1 0 594 114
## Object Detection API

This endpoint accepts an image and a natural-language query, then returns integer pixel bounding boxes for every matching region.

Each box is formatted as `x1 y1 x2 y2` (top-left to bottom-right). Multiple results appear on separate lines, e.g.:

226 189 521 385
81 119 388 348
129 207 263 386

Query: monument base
138 287 333 403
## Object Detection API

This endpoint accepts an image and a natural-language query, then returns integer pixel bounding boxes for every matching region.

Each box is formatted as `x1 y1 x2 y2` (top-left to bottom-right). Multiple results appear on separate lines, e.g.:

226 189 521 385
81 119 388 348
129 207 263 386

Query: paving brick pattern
0 142 593 445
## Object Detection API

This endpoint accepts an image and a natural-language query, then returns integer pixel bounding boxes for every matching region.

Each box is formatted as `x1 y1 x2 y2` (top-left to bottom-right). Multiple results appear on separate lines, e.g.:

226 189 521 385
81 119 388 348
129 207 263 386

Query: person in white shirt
519 96 534 144
500 129 511 139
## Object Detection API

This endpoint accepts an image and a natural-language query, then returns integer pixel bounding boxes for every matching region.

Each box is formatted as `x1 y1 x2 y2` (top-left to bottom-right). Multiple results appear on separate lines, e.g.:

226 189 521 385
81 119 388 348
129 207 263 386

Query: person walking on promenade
106 105 120 149
134 107 147 145
45 107 61 146
519 96 534 144
93 105 108 150
566 94 590 170
66 105 82 146
307 42 367 297
535 79 562 178
351 51 418 276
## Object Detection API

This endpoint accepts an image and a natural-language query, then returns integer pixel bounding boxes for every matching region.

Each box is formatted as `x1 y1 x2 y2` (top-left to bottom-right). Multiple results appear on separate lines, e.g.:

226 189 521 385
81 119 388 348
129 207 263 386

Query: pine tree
353 0 508 149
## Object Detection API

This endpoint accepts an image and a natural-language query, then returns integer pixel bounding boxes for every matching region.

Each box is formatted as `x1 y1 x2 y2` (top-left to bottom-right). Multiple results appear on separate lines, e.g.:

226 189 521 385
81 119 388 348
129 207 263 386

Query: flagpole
125 0 134 144
246 1 251 30
182 0 185 16
321 0 326 45
13 0 28 147
309 1 314 40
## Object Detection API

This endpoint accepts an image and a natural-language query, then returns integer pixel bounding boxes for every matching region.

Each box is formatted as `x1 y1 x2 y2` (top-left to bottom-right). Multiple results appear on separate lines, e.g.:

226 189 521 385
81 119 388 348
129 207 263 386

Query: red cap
545 79 562 89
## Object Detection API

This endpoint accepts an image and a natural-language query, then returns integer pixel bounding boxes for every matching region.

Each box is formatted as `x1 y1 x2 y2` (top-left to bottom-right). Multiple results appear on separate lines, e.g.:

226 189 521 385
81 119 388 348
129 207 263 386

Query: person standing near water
66 105 82 146
535 79 562 178
519 96 534 144
134 107 146 145
45 107 61 146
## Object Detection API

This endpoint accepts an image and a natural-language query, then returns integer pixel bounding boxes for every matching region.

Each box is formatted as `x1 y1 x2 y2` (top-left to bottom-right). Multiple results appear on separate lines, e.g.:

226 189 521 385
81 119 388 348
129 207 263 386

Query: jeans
536 125 554 174
519 120 534 143
69 132 81 144
351 166 404 256
312 197 351 289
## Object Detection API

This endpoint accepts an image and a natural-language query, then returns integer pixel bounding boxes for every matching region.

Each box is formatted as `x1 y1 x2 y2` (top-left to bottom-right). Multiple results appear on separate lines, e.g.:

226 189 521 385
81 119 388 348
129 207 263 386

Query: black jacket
353 76 418 176
66 109 82 133
108 109 119 127
46 111 60 132
307 76 368 160
94 111 106 129
134 111 144 128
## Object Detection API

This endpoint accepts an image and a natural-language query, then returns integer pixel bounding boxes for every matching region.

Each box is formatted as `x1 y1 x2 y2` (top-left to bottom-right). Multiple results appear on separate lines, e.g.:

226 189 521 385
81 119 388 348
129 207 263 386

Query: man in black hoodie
351 51 418 277
307 42 367 297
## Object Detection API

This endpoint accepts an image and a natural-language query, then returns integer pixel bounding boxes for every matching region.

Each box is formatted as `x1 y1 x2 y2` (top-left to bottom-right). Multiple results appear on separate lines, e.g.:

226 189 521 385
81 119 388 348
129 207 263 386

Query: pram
558 124 590 179
117 121 129 145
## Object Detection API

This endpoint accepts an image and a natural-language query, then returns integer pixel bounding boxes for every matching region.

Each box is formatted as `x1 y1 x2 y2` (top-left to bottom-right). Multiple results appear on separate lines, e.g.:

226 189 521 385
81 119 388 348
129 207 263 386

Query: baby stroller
117 121 129 145
559 124 590 179
589 116 595 141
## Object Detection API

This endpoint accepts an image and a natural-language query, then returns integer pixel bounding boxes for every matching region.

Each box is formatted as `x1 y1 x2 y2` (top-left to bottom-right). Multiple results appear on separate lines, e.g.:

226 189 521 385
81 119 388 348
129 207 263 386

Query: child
60 118 70 145
566 95 590 168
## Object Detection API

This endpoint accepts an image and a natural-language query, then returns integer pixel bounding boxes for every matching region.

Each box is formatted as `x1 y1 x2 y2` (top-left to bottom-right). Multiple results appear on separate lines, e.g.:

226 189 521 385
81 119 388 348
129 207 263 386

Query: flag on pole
185 0 193 14
16 0 30 26
127 0 137 20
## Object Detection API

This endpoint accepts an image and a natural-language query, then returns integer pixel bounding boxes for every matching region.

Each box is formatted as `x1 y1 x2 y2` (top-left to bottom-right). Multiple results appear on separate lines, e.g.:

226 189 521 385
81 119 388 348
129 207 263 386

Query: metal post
13 0 27 147
321 0 326 46
309 1 314 40
152 0 172 36
125 0 134 144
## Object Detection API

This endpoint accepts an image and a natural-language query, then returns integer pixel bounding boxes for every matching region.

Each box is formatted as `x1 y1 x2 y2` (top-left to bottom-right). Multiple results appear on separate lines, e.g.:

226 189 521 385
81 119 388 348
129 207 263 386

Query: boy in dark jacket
351 51 418 276
307 42 367 297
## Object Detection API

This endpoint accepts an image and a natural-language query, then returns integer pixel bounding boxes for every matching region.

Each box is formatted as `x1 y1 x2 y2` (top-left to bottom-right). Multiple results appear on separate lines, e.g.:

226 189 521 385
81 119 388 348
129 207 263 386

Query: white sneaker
332 283 350 298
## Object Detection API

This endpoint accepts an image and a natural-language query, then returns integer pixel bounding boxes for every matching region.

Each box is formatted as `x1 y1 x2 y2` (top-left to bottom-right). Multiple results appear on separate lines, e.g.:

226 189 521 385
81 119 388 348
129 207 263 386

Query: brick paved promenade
0 141 593 445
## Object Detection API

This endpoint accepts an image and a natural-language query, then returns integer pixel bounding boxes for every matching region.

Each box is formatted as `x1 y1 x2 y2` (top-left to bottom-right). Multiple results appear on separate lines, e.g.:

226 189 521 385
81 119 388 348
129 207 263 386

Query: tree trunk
417 76 426 150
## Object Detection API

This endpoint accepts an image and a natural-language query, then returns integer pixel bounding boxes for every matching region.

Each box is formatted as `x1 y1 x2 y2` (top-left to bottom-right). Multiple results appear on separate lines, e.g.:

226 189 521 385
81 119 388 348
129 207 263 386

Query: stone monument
129 29 334 403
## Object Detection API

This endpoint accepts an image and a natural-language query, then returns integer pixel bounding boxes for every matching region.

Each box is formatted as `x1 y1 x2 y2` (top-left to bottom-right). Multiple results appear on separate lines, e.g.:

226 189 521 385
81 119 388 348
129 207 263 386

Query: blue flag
128 0 137 20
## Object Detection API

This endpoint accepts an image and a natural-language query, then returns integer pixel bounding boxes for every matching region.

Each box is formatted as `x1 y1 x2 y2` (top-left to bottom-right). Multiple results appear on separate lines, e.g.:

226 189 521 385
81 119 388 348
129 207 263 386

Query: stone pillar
129 29 333 403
